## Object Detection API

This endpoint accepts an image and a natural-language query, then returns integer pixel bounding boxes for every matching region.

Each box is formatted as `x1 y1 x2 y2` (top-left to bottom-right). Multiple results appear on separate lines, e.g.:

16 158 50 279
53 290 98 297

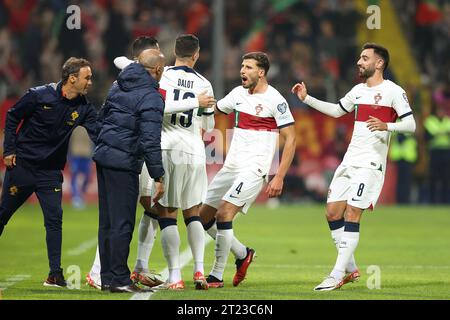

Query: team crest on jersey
71 111 79 121
277 102 287 114
374 93 382 105
9 186 18 196
67 111 79 126
255 104 263 115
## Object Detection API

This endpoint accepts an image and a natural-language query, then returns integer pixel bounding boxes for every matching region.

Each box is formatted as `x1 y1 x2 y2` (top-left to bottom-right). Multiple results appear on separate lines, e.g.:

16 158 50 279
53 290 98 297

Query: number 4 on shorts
235 182 243 194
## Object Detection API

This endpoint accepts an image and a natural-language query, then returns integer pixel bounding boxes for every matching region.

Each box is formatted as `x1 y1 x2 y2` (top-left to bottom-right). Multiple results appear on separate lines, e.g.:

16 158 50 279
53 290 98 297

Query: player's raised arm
197 90 217 109
200 87 216 132
164 90 216 114
114 56 134 70
291 81 348 118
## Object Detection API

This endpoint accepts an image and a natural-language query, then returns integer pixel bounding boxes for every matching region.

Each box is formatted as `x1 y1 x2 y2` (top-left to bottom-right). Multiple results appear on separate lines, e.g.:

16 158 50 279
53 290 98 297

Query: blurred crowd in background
0 0 449 205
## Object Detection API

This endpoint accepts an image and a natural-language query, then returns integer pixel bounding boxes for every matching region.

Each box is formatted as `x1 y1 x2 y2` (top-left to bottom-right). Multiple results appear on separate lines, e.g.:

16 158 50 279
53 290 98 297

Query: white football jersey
217 85 295 175
159 66 214 156
339 80 413 171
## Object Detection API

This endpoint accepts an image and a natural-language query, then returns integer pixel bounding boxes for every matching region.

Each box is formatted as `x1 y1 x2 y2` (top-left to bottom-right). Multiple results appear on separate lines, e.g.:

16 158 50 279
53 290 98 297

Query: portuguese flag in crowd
415 0 443 26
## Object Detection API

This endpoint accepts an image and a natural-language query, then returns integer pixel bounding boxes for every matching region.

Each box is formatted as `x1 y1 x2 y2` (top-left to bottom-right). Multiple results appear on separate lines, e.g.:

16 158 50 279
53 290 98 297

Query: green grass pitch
0 203 449 300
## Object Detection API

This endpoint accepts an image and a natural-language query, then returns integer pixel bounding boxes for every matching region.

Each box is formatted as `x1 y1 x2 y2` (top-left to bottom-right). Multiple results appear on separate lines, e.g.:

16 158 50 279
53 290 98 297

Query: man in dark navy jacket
94 49 165 293
1 57 97 287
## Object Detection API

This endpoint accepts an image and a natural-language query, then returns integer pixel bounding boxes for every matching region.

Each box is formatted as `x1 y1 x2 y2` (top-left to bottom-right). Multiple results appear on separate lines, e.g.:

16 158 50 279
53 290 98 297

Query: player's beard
358 65 376 79
242 75 258 90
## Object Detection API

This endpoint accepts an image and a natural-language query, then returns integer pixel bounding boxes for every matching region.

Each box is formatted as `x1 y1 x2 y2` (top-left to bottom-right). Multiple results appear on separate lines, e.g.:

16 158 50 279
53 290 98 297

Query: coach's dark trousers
96 164 139 287
0 161 63 274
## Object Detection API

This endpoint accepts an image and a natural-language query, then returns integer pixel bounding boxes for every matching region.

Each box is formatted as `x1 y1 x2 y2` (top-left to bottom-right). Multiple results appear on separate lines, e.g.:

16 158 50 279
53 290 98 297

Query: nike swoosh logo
229 195 238 198
355 96 361 99
54 188 62 192
236 102 242 105
351 198 360 201
43 106 52 109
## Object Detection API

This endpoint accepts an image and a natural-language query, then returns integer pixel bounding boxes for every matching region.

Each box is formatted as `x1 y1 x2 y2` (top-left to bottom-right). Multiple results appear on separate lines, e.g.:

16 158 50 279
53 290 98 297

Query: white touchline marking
0 282 15 287
6 275 31 281
248 264 450 269
0 274 31 292
67 238 98 256
130 237 214 300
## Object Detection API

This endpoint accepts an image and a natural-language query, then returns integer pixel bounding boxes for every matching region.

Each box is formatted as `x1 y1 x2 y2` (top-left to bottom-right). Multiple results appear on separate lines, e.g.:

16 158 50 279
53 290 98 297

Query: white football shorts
327 164 385 209
204 168 266 214
157 150 207 210
139 162 154 197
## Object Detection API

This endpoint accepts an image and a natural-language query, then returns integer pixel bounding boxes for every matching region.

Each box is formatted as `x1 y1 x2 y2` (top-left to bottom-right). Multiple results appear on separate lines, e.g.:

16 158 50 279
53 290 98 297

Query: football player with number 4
200 52 296 288
292 43 416 291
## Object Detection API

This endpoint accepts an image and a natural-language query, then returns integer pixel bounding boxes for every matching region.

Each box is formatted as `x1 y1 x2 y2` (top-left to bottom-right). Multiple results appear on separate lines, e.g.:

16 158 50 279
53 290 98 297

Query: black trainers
206 275 224 288
44 270 67 288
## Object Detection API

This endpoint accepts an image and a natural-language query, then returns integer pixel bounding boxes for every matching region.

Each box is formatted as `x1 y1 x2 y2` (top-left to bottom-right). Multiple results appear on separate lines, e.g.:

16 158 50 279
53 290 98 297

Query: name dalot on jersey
178 79 194 89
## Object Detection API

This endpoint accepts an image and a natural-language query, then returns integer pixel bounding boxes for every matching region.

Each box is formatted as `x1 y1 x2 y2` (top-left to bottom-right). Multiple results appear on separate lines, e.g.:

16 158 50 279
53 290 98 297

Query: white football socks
89 245 101 282
134 214 158 272
160 224 181 283
206 221 247 260
186 220 205 274
331 231 360 280
210 227 234 280
331 227 358 272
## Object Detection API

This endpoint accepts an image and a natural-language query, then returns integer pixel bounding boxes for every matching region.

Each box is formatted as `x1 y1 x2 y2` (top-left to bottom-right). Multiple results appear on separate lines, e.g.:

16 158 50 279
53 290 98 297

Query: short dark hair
132 36 159 58
242 52 270 76
61 57 91 84
175 34 199 58
363 42 389 71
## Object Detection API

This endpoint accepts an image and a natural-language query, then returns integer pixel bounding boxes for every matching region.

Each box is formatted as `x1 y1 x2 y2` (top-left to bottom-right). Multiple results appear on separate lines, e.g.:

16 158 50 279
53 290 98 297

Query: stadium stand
0 0 448 204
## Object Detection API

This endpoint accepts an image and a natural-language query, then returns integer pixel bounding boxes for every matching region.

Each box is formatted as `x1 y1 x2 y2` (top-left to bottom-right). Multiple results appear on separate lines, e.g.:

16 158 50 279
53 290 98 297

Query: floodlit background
0 0 449 301
0 0 449 206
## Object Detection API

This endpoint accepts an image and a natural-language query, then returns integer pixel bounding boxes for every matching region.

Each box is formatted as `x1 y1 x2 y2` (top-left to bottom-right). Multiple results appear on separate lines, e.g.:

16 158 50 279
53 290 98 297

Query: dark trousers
96 164 139 287
0 163 63 274
396 161 413 204
429 150 450 204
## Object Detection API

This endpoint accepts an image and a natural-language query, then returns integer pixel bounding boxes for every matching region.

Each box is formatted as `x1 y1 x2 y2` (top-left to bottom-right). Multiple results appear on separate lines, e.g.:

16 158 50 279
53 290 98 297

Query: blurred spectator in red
185 0 209 35
414 0 443 73
4 0 37 34
433 82 450 117
133 11 157 38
